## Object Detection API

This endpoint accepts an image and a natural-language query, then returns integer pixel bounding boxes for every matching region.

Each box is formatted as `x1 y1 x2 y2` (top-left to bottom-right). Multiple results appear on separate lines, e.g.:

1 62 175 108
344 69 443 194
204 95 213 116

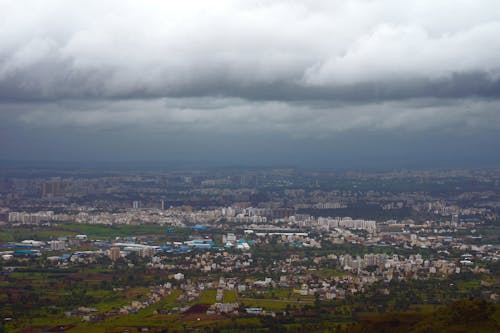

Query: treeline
203 299 499 333
341 299 499 333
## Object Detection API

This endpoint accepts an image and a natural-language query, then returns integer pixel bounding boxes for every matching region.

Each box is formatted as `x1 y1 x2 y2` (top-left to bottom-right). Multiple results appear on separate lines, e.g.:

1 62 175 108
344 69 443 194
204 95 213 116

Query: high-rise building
41 179 67 199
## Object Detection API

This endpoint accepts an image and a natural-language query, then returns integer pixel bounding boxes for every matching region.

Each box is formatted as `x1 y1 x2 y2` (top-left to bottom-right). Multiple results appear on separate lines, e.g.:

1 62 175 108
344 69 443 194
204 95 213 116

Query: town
0 167 499 332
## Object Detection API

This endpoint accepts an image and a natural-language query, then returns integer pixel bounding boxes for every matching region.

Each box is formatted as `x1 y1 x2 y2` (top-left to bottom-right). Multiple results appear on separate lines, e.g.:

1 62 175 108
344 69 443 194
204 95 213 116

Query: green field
240 297 313 311
199 289 217 303
0 223 190 241
224 289 238 303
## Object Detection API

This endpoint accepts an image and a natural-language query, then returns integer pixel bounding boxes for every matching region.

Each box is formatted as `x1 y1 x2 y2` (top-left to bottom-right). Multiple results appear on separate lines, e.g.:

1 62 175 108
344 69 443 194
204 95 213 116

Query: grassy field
199 289 217 303
0 223 190 242
41 290 186 332
240 297 313 311
88 288 137 312
224 289 238 303
0 228 70 241
4 292 499 333
0 230 14 241
57 223 171 238
91 290 187 330
241 287 315 302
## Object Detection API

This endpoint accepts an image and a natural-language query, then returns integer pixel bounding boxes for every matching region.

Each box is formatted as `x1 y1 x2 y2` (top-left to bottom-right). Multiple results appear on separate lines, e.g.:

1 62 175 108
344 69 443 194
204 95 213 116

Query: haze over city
1 0 500 168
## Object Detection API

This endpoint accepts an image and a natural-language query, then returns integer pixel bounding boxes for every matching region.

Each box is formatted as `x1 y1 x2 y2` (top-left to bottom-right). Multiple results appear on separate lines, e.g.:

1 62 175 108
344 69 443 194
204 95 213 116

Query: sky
1 0 500 169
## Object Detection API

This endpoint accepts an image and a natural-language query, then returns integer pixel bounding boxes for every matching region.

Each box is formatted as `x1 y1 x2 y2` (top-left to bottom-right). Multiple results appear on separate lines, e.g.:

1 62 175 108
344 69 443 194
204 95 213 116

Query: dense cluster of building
0 167 498 323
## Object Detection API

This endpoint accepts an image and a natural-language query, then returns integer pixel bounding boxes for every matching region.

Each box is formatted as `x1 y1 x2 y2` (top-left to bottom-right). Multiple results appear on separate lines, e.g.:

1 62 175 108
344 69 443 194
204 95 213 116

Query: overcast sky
1 0 500 169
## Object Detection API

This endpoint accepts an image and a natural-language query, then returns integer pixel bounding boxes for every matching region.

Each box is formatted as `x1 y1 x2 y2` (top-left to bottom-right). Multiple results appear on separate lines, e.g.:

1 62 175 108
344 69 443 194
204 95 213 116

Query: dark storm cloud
9 97 500 136
1 0 500 166
2 67 500 103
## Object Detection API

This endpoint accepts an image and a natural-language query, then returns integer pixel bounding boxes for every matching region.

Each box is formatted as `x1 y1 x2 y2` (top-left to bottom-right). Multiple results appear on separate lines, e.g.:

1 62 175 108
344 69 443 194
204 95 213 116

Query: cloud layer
2 1 500 99
1 0 500 165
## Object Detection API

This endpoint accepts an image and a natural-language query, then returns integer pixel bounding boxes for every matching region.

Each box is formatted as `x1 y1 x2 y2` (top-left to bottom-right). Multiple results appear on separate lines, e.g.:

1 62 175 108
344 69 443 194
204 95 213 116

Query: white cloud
303 21 500 85
0 0 499 97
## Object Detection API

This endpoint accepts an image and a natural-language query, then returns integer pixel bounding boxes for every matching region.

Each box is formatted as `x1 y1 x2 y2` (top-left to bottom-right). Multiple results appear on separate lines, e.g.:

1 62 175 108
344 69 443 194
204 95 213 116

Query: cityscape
0 167 499 332
1 0 500 332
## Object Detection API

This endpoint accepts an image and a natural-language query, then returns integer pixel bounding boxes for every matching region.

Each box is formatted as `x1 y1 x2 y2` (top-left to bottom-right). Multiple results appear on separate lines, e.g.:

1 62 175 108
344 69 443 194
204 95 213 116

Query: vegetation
343 299 500 333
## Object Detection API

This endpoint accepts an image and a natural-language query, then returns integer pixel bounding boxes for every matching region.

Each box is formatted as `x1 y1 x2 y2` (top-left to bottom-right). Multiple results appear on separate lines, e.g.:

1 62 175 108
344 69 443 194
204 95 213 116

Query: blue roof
14 249 40 256
192 225 207 231
14 244 36 249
